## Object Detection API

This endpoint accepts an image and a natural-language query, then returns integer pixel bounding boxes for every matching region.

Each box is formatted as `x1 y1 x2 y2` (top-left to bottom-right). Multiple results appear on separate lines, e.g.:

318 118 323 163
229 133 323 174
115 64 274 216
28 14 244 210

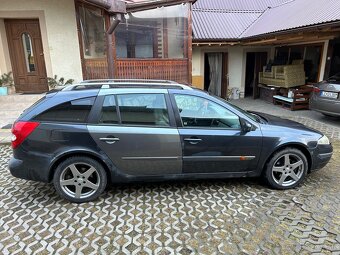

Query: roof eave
82 0 126 13
242 20 340 40
126 0 195 12
192 39 241 46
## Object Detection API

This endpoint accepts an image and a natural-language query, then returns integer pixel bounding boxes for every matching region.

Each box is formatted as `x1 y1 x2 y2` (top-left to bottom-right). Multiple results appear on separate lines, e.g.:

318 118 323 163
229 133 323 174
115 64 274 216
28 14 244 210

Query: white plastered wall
0 19 11 74
0 0 83 82
192 47 202 76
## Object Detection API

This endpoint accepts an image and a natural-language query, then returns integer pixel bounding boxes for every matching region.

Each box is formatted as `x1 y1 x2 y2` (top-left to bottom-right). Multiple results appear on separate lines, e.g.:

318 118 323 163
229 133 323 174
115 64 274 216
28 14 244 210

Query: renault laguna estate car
9 80 333 203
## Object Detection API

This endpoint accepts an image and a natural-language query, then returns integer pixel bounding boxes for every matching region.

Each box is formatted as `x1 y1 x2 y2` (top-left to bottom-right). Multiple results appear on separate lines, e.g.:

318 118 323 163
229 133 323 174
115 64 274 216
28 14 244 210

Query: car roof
59 79 193 91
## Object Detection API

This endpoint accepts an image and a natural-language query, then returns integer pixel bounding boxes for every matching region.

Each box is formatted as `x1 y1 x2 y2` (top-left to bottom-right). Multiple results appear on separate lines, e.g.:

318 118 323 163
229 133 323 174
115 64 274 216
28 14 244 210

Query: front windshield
210 95 258 122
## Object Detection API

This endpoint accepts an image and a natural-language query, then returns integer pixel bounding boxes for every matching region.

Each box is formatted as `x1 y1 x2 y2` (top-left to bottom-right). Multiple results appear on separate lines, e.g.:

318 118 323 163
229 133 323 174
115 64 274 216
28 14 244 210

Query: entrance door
5 19 48 93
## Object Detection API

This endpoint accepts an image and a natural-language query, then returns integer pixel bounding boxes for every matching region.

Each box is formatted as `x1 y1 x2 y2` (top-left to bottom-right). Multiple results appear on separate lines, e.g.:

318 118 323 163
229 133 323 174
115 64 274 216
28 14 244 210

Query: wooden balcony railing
116 59 189 84
84 58 189 84
84 59 108 79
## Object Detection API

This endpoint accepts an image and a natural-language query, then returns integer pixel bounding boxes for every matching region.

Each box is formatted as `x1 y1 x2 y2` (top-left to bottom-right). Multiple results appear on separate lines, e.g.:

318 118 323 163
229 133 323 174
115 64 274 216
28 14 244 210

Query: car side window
174 94 240 129
117 93 170 126
34 97 95 123
99 95 119 124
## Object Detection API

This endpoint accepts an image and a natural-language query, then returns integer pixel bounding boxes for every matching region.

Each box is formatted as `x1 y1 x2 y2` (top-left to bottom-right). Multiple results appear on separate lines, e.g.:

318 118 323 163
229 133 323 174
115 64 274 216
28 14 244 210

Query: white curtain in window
208 53 222 97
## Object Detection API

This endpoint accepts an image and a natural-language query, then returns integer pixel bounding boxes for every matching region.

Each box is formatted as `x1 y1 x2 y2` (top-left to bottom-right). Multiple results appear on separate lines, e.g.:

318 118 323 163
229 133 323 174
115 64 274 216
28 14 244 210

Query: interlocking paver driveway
0 119 339 254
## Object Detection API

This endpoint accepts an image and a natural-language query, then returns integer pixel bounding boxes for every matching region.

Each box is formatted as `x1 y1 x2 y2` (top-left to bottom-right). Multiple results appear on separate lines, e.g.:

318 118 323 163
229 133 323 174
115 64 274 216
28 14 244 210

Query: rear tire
53 156 107 203
264 148 308 189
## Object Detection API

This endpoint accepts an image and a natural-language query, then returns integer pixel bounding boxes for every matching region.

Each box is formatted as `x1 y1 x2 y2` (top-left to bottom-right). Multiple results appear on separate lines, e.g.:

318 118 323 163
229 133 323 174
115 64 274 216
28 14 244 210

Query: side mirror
240 118 253 133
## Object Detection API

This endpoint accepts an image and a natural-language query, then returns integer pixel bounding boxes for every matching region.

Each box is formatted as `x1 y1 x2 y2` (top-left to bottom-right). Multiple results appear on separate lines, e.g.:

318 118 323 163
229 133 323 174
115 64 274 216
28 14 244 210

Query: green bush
47 75 74 89
0 72 14 87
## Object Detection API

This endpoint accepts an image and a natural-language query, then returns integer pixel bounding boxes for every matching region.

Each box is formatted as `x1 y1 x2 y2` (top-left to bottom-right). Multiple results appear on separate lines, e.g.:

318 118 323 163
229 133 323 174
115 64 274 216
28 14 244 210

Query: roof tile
193 0 340 40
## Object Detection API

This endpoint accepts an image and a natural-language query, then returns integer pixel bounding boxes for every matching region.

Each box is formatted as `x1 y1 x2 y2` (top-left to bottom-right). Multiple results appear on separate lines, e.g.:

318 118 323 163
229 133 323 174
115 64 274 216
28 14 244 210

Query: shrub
47 75 74 89
0 72 14 87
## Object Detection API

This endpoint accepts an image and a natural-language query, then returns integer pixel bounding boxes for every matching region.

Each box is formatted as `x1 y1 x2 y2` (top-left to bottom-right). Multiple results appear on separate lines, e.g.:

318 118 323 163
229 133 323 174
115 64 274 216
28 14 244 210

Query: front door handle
99 137 120 144
184 138 202 145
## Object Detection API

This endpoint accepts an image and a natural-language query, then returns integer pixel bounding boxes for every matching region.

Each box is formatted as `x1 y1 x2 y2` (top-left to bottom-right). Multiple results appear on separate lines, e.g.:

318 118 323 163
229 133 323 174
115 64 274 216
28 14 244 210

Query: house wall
192 47 203 89
0 20 11 74
229 47 244 93
0 0 82 82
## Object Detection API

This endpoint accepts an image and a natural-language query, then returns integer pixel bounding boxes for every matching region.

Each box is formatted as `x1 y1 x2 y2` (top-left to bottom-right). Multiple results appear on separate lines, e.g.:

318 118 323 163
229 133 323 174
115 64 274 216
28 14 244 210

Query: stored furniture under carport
272 85 313 110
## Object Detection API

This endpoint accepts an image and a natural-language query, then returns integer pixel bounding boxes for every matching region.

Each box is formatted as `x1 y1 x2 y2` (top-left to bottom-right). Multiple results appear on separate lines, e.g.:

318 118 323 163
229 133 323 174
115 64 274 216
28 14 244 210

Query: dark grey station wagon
9 80 333 203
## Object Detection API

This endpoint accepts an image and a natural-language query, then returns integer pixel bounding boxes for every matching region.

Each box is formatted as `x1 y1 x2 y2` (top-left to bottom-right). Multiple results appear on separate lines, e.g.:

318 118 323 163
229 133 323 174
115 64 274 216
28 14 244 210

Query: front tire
264 148 308 189
53 156 107 203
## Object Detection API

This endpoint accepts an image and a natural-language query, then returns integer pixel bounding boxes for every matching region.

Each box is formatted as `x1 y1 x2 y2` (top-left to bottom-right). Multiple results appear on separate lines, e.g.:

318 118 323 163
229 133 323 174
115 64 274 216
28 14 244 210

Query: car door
171 92 263 173
88 89 182 176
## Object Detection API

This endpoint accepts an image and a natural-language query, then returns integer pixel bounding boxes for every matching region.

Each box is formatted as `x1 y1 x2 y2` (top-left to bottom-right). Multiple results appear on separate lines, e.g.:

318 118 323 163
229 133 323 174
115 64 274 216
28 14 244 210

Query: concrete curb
0 142 11 146
0 129 12 146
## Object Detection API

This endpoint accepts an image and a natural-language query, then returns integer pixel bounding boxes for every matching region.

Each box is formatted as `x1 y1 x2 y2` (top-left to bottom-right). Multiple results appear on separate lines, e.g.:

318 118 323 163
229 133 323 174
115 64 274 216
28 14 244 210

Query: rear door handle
184 138 202 144
99 137 120 144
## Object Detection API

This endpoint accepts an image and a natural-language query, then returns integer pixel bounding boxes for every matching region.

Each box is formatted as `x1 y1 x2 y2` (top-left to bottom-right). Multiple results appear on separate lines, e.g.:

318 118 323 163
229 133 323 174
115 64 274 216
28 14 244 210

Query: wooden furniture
258 84 280 103
272 85 313 110
259 64 305 88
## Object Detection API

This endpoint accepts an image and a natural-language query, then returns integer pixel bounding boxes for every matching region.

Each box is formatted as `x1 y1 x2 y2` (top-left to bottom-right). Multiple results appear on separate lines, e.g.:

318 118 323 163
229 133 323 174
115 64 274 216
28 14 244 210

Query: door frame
5 19 48 93
247 51 268 99
221 52 228 99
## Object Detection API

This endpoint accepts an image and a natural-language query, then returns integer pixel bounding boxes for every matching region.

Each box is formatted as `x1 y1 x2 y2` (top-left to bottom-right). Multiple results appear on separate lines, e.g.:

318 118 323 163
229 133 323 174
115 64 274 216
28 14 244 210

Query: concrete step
0 94 45 129
0 94 44 104
0 103 35 110
0 110 24 117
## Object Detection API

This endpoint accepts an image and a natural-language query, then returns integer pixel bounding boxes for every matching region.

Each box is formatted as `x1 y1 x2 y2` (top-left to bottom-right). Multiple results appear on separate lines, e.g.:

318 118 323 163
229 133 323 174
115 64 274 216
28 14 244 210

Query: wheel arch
48 150 112 183
261 143 312 174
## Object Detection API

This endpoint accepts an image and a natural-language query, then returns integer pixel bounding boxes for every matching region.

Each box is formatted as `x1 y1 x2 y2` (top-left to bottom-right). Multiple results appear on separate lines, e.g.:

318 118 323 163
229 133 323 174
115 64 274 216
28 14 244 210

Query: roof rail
80 79 178 84
61 81 192 91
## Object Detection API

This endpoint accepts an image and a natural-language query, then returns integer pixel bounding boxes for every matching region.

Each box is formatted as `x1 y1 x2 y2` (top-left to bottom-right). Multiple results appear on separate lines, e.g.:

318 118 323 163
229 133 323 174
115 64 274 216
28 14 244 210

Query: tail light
313 87 321 93
11 121 40 149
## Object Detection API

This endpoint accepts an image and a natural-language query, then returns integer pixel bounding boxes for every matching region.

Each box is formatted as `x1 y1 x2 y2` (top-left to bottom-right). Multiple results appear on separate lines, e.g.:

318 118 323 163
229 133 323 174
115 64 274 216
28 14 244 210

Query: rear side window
34 97 95 123
117 93 169 126
99 95 119 124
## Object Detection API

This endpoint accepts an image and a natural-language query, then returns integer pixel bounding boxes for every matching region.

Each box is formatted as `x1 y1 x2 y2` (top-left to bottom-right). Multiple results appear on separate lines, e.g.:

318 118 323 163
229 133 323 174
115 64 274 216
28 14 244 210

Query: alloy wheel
60 162 100 199
271 153 304 187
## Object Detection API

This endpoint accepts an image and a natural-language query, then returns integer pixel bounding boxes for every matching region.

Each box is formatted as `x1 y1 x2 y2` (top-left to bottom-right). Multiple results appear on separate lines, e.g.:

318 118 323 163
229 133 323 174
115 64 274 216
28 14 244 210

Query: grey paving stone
0 141 339 254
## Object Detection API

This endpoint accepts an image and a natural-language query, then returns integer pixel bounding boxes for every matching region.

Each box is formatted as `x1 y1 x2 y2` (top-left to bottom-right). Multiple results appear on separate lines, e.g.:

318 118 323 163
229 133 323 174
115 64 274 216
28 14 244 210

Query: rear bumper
310 96 340 116
9 154 51 183
310 144 333 172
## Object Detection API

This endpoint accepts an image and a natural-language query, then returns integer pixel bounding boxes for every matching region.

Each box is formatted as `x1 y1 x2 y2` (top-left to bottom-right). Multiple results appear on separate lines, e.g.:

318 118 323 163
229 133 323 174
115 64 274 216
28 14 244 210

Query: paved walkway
0 142 339 254
230 97 340 128
1 96 339 254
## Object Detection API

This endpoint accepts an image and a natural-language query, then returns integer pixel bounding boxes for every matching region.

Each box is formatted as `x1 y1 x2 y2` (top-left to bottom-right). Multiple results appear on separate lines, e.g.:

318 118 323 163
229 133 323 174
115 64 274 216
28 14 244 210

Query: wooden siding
115 59 189 84
83 58 189 84
84 59 109 79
